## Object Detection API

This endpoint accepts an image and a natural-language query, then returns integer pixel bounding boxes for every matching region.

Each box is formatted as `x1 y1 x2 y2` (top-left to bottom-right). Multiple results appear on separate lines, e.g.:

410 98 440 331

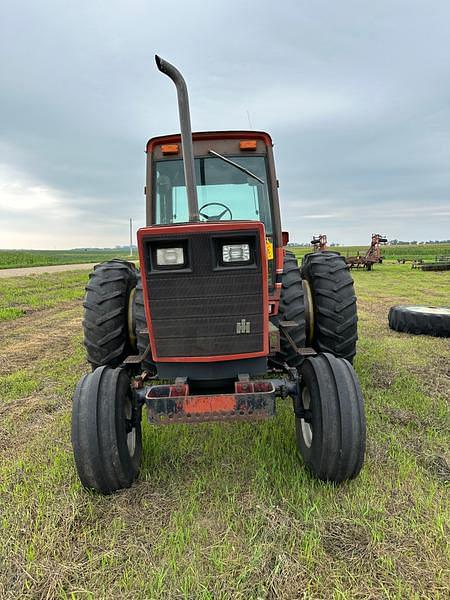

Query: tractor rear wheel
134 272 157 374
296 353 365 482
270 251 306 367
71 366 142 493
83 260 137 369
301 251 358 363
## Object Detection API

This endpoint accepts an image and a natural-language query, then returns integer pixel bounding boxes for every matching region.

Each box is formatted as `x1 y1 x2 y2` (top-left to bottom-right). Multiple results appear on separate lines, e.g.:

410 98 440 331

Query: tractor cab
145 131 283 291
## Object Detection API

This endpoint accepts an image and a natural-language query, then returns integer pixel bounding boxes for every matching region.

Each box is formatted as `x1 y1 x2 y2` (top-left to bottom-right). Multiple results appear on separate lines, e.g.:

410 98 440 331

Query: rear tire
83 260 137 369
301 251 358 363
296 353 365 482
71 366 142 493
134 273 157 374
270 251 306 367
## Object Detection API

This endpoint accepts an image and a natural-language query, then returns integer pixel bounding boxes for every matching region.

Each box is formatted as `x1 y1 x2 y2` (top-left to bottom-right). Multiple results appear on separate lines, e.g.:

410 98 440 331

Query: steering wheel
199 202 233 221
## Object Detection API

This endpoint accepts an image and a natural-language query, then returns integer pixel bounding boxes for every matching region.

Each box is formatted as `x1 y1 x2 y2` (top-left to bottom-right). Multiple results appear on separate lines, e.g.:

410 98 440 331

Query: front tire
71 366 142 494
296 353 365 482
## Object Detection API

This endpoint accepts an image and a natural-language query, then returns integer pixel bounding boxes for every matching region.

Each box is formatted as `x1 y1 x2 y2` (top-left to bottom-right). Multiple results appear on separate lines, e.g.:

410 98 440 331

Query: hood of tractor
137 221 269 367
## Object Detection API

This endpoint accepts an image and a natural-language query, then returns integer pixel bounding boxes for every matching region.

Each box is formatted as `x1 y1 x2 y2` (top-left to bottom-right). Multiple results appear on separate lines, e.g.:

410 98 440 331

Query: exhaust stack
155 55 199 222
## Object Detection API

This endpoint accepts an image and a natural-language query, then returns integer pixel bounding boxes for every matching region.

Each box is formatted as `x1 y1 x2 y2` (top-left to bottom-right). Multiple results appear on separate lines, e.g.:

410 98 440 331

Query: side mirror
282 231 289 246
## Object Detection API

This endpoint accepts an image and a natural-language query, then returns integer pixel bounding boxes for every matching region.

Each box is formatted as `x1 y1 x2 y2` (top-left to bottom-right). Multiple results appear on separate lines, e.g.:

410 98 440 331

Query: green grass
0 306 25 321
1 244 449 270
0 248 132 269
0 263 449 598
0 270 90 321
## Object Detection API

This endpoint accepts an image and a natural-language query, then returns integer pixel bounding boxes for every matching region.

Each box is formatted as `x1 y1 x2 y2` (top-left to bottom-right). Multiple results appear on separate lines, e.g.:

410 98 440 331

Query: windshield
154 155 273 234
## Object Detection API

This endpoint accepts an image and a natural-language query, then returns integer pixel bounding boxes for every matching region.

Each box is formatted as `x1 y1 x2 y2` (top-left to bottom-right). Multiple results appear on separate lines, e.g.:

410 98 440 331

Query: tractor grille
144 230 264 359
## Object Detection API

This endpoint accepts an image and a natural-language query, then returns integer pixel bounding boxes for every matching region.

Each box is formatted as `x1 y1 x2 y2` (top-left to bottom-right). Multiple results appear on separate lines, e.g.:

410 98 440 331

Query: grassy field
290 243 450 262
1 244 449 271
0 263 449 598
0 249 132 270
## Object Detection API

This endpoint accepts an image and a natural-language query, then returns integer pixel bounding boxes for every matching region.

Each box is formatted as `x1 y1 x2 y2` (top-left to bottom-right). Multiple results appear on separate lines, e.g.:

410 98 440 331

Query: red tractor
72 56 364 493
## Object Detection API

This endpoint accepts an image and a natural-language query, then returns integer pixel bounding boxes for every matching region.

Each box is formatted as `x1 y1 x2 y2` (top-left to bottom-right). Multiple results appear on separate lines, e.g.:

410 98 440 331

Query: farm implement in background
310 234 328 252
412 255 450 271
346 234 387 271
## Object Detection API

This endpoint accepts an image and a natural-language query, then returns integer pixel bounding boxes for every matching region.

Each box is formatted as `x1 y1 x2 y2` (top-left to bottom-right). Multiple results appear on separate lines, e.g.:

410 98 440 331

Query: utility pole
129 218 133 257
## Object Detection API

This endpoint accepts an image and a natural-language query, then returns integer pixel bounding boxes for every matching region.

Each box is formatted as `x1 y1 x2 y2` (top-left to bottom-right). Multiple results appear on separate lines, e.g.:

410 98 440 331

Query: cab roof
146 130 273 153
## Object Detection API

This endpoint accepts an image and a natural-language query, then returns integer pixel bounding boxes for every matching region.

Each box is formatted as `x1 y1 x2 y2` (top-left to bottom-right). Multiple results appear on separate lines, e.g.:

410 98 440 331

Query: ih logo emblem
236 319 251 334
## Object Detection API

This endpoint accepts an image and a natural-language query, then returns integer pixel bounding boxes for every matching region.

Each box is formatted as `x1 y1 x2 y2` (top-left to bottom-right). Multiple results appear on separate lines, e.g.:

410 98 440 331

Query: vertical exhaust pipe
155 55 199 222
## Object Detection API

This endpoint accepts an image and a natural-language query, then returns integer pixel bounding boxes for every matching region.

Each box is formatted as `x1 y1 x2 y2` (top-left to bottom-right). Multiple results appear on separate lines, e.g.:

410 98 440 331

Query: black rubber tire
71 366 142 494
388 305 450 337
83 260 137 369
301 251 358 363
134 272 157 374
270 251 306 367
296 353 366 483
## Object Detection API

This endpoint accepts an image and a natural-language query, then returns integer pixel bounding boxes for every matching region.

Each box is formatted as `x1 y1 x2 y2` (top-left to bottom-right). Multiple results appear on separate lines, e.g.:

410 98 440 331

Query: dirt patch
0 263 96 278
384 406 422 427
370 363 396 389
423 454 450 484
322 519 371 562
410 356 450 400
366 438 389 464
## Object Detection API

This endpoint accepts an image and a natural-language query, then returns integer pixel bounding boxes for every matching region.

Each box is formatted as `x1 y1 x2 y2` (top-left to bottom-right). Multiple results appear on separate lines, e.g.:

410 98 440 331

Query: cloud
1 1 449 248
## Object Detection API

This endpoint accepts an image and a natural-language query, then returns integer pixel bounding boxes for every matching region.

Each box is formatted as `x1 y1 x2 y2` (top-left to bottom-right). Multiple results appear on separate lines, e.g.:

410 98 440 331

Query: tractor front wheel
71 366 142 493
295 353 365 482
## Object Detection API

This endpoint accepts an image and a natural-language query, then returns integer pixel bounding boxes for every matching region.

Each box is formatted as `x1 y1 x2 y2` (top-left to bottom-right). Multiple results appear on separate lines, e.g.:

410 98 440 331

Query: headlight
222 243 250 263
156 247 184 266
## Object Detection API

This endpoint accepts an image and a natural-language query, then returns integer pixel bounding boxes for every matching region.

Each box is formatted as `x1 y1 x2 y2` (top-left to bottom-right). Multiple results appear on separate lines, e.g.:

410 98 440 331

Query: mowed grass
0 248 131 269
0 264 449 598
0 270 89 321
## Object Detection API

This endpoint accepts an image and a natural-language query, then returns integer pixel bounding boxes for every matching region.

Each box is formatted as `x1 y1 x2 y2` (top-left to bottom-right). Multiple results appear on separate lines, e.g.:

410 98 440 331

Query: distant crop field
0 263 449 597
1 244 449 271
0 249 132 269
290 243 450 261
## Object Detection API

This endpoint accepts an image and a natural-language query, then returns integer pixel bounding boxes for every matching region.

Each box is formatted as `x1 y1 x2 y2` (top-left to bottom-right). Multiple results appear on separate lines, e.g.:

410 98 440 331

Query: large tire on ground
270 251 306 367
71 366 142 494
134 273 157 374
301 251 358 363
83 260 137 369
296 353 365 483
388 305 450 337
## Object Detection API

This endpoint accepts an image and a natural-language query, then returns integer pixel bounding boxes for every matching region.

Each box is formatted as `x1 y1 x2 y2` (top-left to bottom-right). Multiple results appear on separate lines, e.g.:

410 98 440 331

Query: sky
1 0 449 248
